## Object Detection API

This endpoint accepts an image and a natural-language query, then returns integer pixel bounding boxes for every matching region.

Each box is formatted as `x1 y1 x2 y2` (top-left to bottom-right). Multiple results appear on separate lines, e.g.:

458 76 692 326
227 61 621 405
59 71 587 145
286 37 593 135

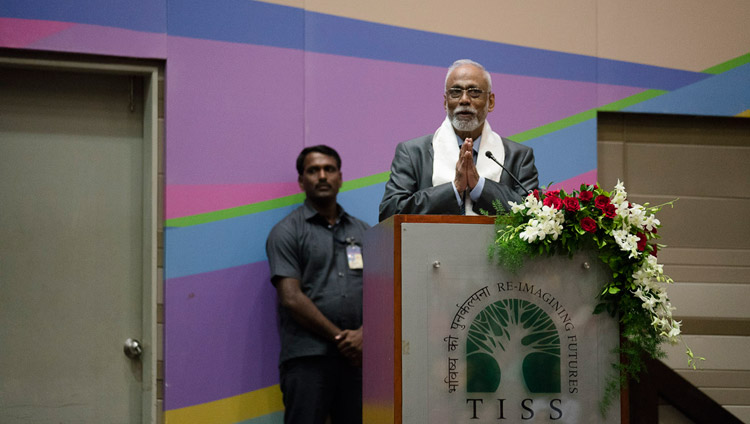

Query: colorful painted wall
2 0 749 422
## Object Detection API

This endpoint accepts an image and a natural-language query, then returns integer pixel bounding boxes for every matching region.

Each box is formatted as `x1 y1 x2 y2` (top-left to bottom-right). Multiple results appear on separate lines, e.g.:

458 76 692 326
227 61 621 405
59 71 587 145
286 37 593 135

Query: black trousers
280 355 362 424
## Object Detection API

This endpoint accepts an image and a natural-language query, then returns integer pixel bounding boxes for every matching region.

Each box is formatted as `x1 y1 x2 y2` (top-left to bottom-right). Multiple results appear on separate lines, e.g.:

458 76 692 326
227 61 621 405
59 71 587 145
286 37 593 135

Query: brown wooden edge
393 217 402 424
620 335 630 424
629 358 743 424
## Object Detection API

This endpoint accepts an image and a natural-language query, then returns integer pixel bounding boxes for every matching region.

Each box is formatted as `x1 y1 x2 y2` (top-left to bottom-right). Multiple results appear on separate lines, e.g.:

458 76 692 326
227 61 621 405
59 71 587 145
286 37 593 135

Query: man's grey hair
445 59 492 92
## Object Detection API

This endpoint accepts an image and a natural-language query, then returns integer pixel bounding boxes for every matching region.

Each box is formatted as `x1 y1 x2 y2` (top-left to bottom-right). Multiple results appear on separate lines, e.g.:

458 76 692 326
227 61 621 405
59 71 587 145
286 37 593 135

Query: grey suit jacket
378 134 539 221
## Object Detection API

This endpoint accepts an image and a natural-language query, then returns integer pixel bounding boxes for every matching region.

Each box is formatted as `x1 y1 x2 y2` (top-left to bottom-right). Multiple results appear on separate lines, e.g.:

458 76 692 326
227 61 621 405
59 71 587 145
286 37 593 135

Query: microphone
485 150 533 195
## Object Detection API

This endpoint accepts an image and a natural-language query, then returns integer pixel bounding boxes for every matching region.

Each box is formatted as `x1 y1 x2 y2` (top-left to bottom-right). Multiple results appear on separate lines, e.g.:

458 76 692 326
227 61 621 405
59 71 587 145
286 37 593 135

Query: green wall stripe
165 172 392 227
165 53 748 228
166 90 673 227
340 171 390 191
509 90 668 142
166 90 670 228
166 193 306 227
702 53 750 75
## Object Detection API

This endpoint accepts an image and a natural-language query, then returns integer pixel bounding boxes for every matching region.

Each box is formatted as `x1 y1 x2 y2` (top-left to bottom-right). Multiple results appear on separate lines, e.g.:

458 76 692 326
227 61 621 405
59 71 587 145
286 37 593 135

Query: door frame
0 55 159 423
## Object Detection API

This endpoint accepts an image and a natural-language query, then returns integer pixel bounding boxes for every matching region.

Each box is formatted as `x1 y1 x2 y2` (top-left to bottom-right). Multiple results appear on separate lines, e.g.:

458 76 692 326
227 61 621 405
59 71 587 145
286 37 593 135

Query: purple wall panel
165 262 280 410
166 36 305 186
304 52 446 179
162 47 644 221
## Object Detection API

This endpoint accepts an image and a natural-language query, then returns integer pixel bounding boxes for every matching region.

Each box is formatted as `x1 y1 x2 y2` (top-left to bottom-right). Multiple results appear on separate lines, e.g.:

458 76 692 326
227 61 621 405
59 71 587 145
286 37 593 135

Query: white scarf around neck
432 117 506 215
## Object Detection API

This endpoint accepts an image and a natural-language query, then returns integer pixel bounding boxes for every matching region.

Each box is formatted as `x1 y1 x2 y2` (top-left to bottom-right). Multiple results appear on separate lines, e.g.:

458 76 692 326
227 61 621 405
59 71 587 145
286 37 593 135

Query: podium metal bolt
433 261 441 268
582 262 590 270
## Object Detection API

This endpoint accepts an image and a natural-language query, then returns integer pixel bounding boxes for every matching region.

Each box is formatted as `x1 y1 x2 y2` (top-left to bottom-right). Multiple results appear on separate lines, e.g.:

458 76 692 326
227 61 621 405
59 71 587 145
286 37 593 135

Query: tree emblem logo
466 298 561 393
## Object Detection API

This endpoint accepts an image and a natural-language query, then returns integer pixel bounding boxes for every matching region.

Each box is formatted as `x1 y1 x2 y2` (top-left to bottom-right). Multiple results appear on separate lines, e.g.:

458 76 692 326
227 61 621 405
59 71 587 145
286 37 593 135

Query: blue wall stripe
3 0 709 90
167 0 304 50
0 0 166 33
165 0 708 90
338 183 384 226
164 61 750 281
526 120 597 188
165 205 293 280
303 12 707 91
164 164 586 279
164 184 384 279
236 411 284 424
624 62 750 116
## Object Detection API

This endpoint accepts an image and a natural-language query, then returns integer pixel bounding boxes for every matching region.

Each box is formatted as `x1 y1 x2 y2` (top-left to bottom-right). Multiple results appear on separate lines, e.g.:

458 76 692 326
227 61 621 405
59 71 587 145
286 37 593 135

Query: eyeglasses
446 87 488 99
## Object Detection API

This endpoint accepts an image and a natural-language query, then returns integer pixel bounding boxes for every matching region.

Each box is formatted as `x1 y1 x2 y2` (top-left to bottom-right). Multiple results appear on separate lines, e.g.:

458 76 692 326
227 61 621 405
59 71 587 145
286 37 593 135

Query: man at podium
379 59 539 221
266 145 369 424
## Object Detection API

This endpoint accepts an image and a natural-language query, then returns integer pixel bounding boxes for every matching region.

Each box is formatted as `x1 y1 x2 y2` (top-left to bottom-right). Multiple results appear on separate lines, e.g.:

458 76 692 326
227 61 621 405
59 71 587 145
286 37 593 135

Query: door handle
123 338 143 360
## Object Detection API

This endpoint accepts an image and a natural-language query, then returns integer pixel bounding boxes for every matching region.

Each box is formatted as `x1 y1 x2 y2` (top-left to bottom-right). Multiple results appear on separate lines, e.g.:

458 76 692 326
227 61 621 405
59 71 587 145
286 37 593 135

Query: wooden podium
363 215 620 423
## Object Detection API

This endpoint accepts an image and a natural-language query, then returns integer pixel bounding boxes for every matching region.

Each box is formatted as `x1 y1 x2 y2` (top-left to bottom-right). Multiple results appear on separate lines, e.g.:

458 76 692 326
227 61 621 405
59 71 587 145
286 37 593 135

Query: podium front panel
365 218 620 423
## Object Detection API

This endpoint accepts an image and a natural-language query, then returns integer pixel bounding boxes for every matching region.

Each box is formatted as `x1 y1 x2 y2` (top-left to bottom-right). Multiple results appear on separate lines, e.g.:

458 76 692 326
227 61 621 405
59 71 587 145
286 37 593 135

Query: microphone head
485 150 493 158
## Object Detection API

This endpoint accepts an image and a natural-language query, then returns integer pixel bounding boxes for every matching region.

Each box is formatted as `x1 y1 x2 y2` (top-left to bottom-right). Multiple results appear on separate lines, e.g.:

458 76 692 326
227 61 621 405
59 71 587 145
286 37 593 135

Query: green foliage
489 220 533 273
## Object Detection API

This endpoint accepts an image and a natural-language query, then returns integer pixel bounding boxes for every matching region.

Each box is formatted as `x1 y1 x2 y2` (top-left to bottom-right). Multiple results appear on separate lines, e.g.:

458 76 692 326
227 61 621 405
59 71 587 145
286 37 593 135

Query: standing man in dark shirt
266 145 369 424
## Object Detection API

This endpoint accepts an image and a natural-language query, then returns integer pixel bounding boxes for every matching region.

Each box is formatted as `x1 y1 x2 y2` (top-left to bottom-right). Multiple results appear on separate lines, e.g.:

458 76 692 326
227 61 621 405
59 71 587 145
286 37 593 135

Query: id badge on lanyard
345 237 363 270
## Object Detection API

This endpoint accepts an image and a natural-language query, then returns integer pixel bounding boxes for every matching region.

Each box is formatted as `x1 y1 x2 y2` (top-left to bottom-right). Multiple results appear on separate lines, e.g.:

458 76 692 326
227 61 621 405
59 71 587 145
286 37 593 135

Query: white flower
651 316 668 329
545 220 564 240
627 203 647 228
645 255 665 278
666 326 681 341
633 269 649 286
524 195 542 215
612 180 628 205
612 228 640 258
519 221 542 242
634 256 663 283
518 204 565 243
633 287 645 301
509 201 525 214
660 318 681 343
615 201 630 219
642 295 657 313
614 179 626 192
642 214 660 232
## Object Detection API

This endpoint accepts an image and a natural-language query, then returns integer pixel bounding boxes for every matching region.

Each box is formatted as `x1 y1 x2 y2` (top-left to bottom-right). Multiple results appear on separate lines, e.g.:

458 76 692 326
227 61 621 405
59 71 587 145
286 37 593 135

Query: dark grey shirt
266 200 370 365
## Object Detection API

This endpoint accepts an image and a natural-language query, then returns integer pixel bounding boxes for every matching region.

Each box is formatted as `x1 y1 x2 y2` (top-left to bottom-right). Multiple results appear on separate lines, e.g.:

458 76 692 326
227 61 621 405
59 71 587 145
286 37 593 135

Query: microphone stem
486 151 533 195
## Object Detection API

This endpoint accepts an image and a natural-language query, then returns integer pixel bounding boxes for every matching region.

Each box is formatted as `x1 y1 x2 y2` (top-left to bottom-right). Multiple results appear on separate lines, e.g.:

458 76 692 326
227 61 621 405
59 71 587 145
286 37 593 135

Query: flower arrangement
489 181 701 412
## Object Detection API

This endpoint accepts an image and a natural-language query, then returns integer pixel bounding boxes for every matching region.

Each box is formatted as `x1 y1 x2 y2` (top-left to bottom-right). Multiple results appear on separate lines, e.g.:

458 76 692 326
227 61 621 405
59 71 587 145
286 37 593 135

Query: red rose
532 189 540 199
545 190 560 198
604 203 617 219
594 195 611 210
649 244 658 257
580 217 597 233
579 190 593 202
543 196 563 210
563 197 580 212
637 232 647 251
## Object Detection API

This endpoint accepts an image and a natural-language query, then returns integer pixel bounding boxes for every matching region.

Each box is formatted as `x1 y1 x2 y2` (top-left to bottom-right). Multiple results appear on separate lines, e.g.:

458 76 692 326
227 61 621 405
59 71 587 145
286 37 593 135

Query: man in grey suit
379 59 539 221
